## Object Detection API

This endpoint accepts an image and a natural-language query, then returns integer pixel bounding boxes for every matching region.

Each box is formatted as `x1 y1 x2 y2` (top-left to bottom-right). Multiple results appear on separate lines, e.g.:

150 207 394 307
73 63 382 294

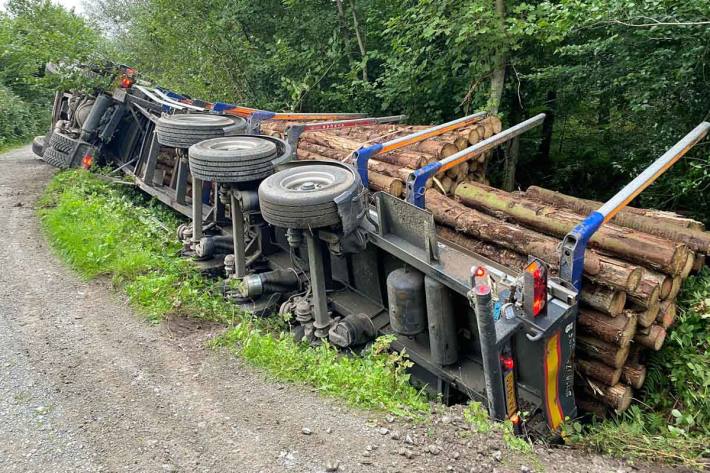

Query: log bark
581 284 626 317
681 252 695 279
667 276 683 301
621 363 647 390
657 301 677 329
436 226 528 269
425 190 641 291
303 133 429 168
634 325 666 351
627 278 660 309
580 380 633 411
643 269 672 300
577 309 637 347
524 186 709 250
577 335 630 369
692 253 706 273
633 303 660 328
575 394 608 418
577 357 622 386
455 182 689 275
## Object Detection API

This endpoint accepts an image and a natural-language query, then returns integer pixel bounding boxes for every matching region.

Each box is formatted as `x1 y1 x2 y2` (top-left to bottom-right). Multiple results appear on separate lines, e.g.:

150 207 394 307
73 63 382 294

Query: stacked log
261 116 501 189
263 117 707 417
434 181 707 415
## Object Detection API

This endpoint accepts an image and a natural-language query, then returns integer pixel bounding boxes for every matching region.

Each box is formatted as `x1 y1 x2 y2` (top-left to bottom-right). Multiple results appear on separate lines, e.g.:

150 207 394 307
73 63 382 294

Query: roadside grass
37 169 428 416
565 268 710 468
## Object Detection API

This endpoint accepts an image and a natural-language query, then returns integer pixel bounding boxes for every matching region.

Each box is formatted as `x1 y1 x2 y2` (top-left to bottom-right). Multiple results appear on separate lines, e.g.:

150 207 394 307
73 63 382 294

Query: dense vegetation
2 0 709 465
0 0 103 149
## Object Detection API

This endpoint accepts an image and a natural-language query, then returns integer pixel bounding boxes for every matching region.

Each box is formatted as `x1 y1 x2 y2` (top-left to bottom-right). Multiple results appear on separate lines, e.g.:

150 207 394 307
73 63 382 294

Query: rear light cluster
119 67 136 89
81 154 94 169
523 260 547 317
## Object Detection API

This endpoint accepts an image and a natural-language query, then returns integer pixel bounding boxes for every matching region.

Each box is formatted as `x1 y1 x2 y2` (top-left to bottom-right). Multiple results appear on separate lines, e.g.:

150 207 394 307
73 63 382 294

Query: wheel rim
280 169 343 192
207 137 276 153
166 114 236 127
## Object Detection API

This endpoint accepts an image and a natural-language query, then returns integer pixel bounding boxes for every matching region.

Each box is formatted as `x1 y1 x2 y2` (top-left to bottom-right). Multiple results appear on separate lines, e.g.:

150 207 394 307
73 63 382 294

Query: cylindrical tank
425 275 459 365
387 266 426 336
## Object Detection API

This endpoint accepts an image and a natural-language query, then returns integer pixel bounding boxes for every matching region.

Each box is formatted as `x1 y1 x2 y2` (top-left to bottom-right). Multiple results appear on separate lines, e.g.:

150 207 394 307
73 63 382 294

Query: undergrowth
38 169 428 416
566 269 710 468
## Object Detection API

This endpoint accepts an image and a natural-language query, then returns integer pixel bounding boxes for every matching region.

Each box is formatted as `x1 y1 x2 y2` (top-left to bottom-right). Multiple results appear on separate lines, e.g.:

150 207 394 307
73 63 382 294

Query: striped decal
543 331 565 430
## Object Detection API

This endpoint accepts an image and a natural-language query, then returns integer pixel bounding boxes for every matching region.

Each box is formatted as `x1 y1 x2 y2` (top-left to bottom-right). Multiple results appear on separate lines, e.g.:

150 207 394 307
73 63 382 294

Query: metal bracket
375 192 438 264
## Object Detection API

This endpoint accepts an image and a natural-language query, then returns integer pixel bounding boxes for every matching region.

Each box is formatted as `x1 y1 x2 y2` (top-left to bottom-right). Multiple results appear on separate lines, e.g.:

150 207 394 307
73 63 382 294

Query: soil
0 145 691 472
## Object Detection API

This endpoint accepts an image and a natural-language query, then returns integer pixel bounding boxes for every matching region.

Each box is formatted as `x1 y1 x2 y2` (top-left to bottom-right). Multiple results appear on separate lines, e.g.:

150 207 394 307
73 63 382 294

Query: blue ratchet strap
560 211 604 291
405 161 442 208
353 143 384 187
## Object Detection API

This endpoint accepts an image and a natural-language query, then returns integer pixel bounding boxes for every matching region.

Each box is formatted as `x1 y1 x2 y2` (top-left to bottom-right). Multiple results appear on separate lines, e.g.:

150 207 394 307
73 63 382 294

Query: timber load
265 116 707 417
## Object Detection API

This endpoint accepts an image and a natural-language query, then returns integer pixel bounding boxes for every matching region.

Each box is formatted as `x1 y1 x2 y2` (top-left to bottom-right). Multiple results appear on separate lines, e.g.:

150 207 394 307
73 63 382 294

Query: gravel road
0 145 688 473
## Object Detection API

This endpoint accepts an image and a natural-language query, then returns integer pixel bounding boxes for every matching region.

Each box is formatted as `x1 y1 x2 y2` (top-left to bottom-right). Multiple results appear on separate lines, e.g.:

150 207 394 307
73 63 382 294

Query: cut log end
634 325 667 351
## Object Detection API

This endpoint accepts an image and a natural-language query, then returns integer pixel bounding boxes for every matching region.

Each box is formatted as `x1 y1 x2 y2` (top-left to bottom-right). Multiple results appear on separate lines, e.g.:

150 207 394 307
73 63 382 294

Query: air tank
386 266 426 335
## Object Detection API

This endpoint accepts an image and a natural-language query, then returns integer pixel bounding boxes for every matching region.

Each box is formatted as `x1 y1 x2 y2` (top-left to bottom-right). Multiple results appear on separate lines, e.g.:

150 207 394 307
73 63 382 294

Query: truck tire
188 136 277 183
32 135 46 157
156 114 247 149
49 132 76 154
42 146 74 169
258 164 359 229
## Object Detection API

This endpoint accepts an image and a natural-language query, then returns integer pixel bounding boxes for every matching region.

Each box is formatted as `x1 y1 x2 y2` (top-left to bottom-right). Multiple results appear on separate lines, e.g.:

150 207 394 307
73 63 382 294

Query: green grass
38 169 428 416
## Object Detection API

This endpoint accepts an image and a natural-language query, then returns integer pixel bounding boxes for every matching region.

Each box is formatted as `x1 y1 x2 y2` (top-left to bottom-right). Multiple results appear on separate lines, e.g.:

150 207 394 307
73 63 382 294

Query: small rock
447 466 454 472
366 445 374 452
391 431 400 440
441 415 452 425
398 447 407 456
302 428 312 435
404 435 414 445
427 445 441 456
492 450 502 462
363 451 371 458
520 466 531 473
325 460 340 472
379 427 390 435
386 414 395 423
453 452 460 459
361 459 373 465
404 449 415 460
326 427 332 434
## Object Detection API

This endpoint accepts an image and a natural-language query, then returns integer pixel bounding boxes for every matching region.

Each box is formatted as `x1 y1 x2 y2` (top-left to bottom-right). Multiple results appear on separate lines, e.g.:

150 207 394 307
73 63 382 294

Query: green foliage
39 169 428 415
0 0 106 145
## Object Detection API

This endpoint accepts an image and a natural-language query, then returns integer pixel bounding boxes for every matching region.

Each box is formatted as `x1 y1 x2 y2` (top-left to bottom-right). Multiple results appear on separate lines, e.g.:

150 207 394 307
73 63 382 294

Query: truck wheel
48 132 76 154
156 114 247 149
258 164 359 229
32 135 46 157
188 136 277 183
42 146 73 169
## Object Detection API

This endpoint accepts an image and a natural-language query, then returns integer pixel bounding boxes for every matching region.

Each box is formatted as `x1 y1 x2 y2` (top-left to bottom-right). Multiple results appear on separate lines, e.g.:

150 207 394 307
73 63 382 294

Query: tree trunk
621 363 647 390
634 325 666 351
524 186 709 250
348 0 368 81
656 301 676 329
580 283 626 317
488 0 506 114
455 182 689 275
577 357 622 386
577 335 630 369
425 190 641 291
577 309 637 347
580 381 633 412
537 90 556 171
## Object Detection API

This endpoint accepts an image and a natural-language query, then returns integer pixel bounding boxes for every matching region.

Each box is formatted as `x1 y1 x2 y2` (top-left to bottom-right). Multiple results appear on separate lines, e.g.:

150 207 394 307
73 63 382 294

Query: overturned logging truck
34 67 710 433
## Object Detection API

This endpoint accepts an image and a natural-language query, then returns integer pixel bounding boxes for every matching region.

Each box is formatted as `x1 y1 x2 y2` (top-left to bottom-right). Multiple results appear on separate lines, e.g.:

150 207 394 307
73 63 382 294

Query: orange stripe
380 115 486 153
544 332 564 430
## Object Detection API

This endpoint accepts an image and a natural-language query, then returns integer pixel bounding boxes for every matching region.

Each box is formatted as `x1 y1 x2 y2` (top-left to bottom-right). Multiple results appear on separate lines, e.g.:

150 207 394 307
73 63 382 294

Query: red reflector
510 413 521 425
81 154 93 169
120 77 133 88
501 355 514 371
475 266 486 278
525 260 547 316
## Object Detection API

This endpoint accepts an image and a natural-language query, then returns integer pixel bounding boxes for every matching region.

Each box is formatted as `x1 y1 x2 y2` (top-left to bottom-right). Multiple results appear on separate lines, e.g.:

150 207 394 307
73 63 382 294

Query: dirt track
0 145 687 472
